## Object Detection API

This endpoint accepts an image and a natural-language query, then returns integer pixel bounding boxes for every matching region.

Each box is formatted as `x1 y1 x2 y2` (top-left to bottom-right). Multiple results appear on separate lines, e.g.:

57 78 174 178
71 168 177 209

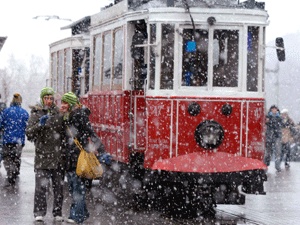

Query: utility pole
266 62 280 106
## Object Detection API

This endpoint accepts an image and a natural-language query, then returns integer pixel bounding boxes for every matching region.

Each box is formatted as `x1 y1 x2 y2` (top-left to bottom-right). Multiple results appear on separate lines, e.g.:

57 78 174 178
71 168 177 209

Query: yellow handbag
68 127 103 179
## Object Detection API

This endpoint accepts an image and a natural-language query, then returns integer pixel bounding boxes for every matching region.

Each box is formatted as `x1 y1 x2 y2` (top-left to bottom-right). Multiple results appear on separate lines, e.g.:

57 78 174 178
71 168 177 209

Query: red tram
49 0 284 217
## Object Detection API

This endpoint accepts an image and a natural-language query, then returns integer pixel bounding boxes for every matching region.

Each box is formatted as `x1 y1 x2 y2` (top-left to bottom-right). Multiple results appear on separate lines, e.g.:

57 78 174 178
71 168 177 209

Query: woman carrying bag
60 92 110 224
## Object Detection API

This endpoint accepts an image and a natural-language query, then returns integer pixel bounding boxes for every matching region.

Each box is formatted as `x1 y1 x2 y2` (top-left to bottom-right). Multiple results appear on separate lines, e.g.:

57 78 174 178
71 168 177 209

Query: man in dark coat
0 93 29 184
25 87 65 222
264 105 283 172
60 92 108 224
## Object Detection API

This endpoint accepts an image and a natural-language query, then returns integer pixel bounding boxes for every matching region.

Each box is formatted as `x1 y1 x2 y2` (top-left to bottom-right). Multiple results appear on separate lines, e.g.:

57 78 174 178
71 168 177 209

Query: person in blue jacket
0 93 29 185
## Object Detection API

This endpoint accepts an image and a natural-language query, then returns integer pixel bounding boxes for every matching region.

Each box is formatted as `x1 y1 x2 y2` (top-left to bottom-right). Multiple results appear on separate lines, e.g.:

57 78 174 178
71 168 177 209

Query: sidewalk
0 148 165 225
1 148 300 225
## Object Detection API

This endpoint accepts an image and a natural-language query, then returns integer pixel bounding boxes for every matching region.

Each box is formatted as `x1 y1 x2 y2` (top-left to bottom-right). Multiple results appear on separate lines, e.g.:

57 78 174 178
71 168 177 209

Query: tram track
215 209 266 225
157 208 267 225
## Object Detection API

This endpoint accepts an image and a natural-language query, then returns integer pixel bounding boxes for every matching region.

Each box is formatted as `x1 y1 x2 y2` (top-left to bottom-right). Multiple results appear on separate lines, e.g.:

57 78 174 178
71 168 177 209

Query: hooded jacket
265 107 283 141
26 103 65 170
0 103 29 145
281 115 296 144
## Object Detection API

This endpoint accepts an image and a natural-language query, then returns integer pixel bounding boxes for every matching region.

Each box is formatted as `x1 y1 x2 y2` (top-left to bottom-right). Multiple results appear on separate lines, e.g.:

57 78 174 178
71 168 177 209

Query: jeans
0 147 2 164
66 171 89 223
0 132 3 164
281 142 291 164
265 137 282 170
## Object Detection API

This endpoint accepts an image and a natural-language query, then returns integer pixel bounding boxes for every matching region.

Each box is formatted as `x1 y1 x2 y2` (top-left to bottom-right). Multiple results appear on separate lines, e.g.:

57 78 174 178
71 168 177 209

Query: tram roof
0 36 7 52
104 0 265 11
90 0 267 28
60 16 91 36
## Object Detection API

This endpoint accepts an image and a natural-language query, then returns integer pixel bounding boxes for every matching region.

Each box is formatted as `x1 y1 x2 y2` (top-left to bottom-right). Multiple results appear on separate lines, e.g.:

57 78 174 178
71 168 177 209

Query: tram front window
102 32 112 90
160 24 175 89
182 29 208 86
149 24 156 90
213 29 239 87
181 29 239 88
112 28 124 90
247 26 259 92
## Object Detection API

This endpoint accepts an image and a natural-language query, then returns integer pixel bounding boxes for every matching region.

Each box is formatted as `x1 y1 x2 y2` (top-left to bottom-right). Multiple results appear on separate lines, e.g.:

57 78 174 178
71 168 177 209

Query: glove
39 115 49 126
98 153 112 165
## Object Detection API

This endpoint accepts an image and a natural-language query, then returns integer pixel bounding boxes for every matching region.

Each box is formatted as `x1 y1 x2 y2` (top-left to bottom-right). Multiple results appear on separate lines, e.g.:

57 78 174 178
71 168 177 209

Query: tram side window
102 32 112 91
72 49 85 96
83 48 90 94
213 29 239 87
160 24 174 90
93 35 102 90
112 28 124 90
247 26 259 92
182 29 208 86
51 52 57 91
65 48 72 92
57 50 64 94
149 24 156 90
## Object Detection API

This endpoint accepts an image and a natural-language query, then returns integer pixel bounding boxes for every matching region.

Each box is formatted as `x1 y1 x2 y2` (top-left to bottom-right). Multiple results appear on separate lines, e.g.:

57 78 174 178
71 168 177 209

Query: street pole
266 62 280 106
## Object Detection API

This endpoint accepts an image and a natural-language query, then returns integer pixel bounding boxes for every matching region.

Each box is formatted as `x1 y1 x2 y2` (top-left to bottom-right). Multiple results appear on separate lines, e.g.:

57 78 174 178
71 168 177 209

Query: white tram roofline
90 3 268 28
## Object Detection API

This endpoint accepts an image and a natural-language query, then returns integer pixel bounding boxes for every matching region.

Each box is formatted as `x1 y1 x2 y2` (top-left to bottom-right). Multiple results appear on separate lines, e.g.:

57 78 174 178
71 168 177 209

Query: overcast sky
0 0 298 69
0 0 112 68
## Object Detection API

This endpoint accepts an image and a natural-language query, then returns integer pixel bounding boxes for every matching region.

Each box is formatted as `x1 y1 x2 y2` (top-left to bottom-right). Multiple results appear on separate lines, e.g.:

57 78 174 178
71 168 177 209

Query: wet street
1 147 300 225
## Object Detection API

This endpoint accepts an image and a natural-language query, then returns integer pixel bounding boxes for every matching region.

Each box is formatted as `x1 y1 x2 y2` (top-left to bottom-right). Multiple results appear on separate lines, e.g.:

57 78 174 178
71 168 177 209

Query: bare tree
0 68 11 104
25 55 49 108
0 54 48 111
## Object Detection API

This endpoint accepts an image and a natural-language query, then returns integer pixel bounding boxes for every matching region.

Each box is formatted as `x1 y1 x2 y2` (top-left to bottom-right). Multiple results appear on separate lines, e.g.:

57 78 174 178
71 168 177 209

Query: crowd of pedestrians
0 88 111 224
264 105 298 172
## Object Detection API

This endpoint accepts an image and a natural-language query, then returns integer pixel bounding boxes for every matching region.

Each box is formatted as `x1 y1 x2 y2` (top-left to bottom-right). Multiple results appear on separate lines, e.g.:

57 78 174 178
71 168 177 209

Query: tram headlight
221 103 233 116
194 120 224 149
188 102 201 116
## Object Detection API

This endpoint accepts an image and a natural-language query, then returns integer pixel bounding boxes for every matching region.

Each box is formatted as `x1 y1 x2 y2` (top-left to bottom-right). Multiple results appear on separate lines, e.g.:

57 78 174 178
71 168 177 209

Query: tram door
71 48 90 97
131 20 147 90
129 20 148 151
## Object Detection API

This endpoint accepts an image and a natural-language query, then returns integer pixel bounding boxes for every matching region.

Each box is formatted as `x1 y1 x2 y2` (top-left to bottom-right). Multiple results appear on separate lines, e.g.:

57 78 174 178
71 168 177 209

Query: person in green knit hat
26 87 65 222
60 91 110 224
60 92 79 119
40 87 55 103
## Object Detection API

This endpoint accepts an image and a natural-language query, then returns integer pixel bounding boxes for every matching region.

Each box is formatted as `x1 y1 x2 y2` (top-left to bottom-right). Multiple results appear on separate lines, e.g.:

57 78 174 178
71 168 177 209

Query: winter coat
281 116 296 144
26 103 65 170
265 111 283 142
63 106 105 172
0 103 29 145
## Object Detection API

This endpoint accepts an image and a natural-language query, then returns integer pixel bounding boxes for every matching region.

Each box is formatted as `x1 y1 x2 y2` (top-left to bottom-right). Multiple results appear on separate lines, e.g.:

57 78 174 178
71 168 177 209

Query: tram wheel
99 162 143 208
157 182 216 219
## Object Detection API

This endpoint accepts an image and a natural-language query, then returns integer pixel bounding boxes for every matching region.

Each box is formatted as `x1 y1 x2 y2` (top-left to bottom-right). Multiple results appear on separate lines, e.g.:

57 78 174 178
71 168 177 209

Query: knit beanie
40 87 55 99
61 92 78 108
11 93 22 105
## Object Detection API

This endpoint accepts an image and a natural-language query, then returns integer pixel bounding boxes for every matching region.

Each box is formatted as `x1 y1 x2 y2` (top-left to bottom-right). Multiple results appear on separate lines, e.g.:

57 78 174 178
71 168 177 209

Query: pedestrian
60 92 109 224
264 105 283 172
0 93 29 185
25 87 65 222
280 109 296 168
